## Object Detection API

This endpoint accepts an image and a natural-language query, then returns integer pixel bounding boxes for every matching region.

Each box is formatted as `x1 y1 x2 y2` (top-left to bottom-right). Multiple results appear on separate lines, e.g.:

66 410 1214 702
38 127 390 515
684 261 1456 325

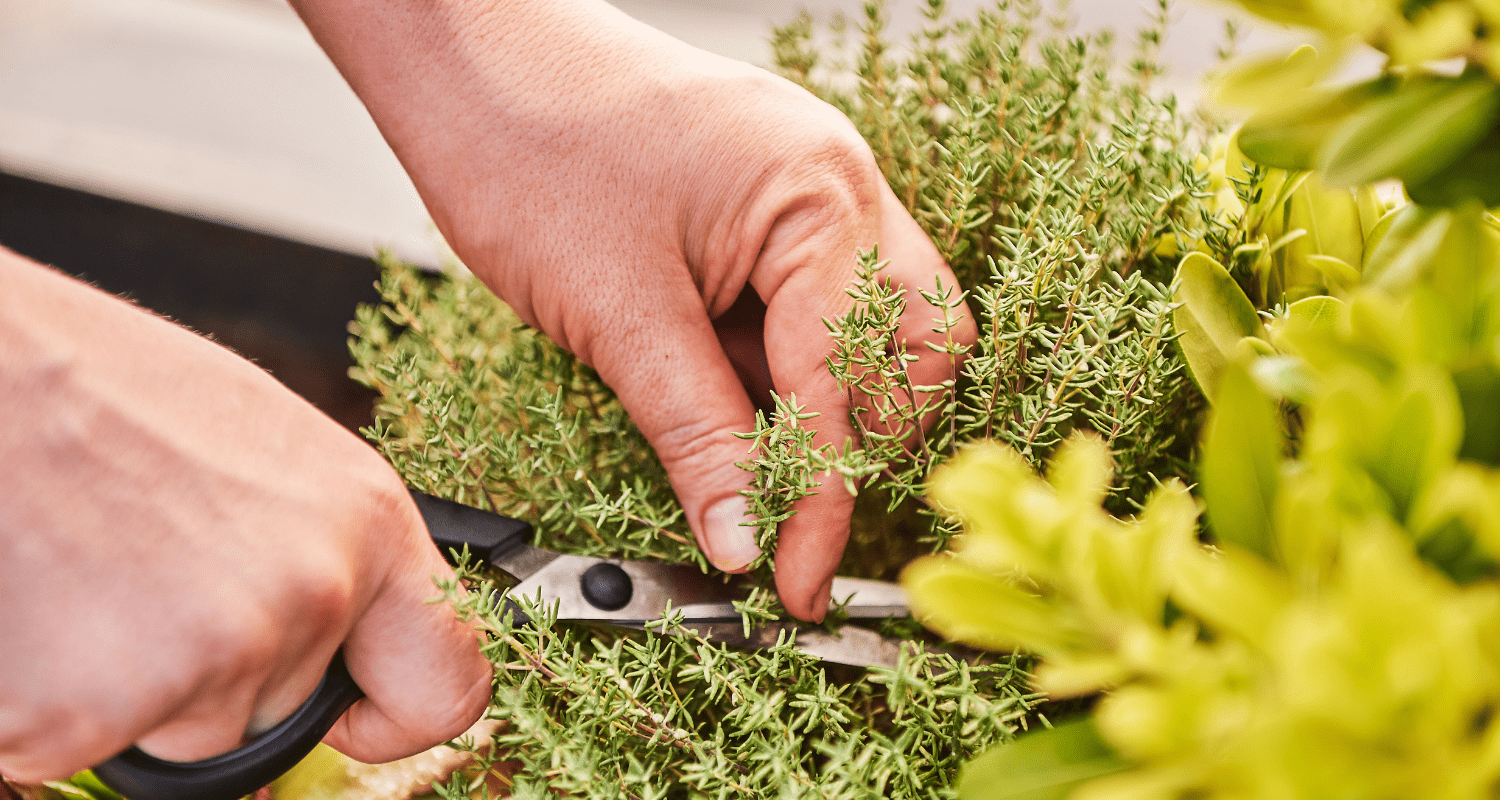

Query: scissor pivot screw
581 563 633 611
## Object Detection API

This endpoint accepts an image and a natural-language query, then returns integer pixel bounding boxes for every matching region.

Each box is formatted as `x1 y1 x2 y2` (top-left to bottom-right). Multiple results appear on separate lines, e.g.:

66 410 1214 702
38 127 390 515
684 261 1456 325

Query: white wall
0 0 1289 266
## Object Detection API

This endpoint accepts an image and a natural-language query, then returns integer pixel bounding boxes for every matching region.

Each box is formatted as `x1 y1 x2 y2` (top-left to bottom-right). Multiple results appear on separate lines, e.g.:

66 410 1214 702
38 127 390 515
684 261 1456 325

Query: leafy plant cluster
899 0 1500 798
909 203 1500 799
331 262 1040 800
759 0 1214 567
287 2 1226 797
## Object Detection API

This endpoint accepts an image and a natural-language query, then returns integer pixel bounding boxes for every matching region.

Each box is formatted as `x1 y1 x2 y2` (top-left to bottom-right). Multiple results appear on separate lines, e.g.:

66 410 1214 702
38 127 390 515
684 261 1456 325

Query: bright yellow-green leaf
926 442 1066 578
1361 205 1406 270
1046 432 1114 508
902 555 1082 654
1237 79 1388 171
957 720 1131 800
1171 545 1292 650
1200 365 1284 560
1373 368 1464 515
270 743 360 800
1287 295 1349 332
1363 205 1452 290
1173 253 1263 397
1306 255 1361 292
1251 354 1316 403
1212 44 1333 109
1355 183 1387 236
1284 175 1363 294
1320 75 1500 189
44 774 123 800
1386 2 1477 66
1236 336 1278 358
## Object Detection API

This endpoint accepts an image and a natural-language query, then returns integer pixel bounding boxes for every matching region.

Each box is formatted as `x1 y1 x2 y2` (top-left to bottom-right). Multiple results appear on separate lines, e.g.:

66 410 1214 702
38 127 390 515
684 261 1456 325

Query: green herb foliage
908 202 1500 800
902 0 1500 797
344 1 1219 796
349 264 1039 799
762 0 1212 567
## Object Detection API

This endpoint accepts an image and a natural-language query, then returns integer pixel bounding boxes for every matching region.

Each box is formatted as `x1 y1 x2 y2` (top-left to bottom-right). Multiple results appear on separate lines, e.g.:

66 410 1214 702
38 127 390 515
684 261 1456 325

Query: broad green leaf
1267 295 1346 356
958 720 1131 800
1319 75 1500 189
1284 175 1363 294
1454 362 1500 466
1251 354 1316 403
1373 374 1462 516
1362 205 1451 290
1199 365 1283 561
1237 78 1389 171
1407 126 1500 207
1360 205 1407 270
1172 253 1262 397
1422 203 1496 348
1306 254 1361 292
1355 183 1387 237
1236 335 1277 358
902 556 1082 654
1212 44 1332 109
1286 295 1349 333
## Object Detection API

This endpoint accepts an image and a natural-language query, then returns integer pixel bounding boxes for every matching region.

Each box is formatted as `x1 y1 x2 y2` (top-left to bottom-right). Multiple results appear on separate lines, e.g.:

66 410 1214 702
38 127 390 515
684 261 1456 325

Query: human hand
292 0 976 621
0 249 491 782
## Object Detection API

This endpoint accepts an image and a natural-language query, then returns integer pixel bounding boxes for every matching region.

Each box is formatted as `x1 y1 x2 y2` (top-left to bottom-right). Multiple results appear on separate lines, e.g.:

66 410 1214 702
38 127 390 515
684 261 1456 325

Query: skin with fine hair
0 247 492 781
0 0 973 782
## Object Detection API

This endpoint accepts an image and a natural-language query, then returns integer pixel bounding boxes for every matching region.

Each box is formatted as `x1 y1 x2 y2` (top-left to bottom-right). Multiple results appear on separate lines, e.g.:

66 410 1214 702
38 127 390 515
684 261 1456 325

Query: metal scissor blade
508 553 912 625
828 576 909 619
622 620 906 669
508 553 748 622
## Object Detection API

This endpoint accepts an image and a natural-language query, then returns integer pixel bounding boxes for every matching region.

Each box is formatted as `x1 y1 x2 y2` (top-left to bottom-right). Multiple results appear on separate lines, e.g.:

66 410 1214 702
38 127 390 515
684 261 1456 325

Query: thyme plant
759 0 1212 566
329 1 1220 797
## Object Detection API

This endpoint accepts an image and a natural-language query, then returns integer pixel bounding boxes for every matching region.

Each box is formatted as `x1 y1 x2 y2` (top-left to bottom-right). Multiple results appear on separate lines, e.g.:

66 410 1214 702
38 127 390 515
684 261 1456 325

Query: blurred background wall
0 0 1281 428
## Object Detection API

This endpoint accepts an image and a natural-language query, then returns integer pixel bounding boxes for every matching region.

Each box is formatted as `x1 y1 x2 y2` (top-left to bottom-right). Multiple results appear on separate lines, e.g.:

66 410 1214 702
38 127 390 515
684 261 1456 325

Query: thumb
586 286 764 573
323 498 493 763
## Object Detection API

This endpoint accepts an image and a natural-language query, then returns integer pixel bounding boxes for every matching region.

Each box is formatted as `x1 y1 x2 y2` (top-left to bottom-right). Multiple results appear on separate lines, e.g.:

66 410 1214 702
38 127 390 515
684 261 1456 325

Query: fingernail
704 496 761 572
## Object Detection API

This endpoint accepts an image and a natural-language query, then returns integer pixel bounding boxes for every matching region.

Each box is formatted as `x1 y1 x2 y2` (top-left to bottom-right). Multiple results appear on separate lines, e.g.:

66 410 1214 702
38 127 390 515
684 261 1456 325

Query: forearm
283 0 767 328
0 247 279 493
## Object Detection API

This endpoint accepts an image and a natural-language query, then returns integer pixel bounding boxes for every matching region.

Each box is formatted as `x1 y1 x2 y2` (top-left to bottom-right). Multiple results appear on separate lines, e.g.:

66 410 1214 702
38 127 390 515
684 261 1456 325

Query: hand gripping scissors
92 491 912 800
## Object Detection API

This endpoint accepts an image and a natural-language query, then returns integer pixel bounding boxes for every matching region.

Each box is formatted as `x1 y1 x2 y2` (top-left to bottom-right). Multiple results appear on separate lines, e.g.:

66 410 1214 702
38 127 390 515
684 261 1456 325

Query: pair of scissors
93 491 912 800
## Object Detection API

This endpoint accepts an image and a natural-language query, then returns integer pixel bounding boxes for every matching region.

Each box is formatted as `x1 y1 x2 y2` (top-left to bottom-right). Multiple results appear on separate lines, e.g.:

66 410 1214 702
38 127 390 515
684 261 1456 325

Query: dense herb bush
903 0 1500 798
326 2 1219 797
765 0 1211 551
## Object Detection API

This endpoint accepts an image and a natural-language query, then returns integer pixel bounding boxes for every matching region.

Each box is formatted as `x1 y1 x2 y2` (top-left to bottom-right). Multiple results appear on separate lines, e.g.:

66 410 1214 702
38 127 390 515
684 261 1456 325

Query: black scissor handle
93 652 362 800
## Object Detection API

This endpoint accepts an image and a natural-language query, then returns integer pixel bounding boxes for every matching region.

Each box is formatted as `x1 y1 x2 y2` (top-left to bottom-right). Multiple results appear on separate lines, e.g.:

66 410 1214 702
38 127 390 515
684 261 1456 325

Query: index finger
756 183 974 621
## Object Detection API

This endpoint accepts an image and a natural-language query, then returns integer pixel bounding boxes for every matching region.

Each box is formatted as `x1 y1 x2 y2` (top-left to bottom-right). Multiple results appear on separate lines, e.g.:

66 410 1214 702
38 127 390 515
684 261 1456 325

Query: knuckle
650 422 746 480
207 608 281 681
291 567 357 635
0 705 105 783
